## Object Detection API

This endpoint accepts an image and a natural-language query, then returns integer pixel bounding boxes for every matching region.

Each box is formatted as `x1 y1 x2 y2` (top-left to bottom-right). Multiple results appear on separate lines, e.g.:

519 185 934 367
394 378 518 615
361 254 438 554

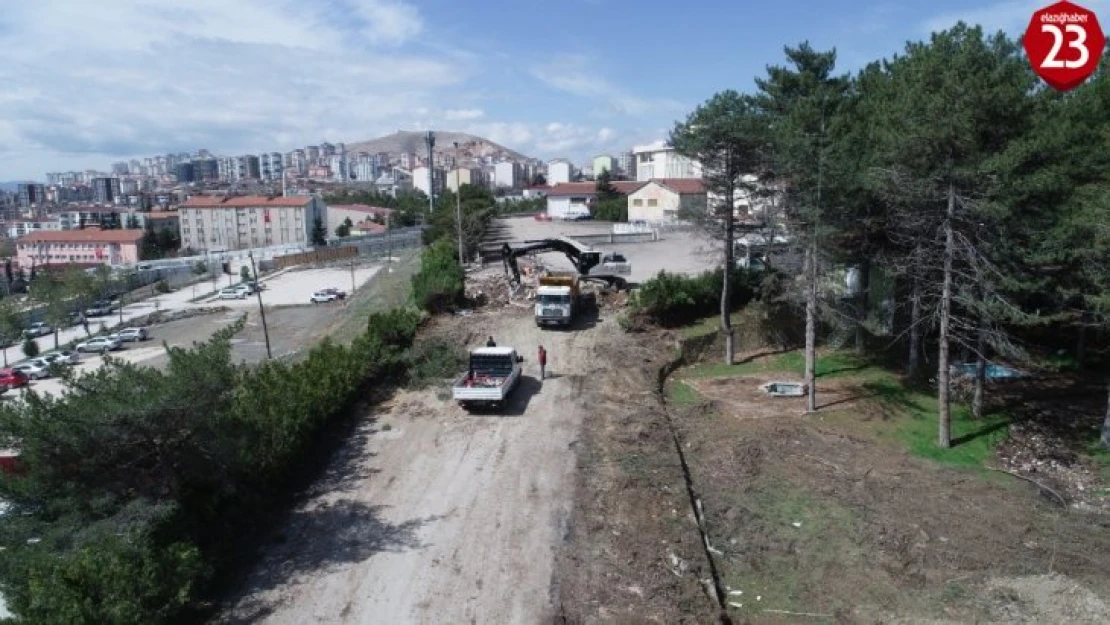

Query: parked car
218 287 249 300
0 368 29 391
23 322 52 338
13 360 51 380
43 350 80 366
310 290 340 304
110 328 148 342
321 287 347 300
84 300 114 317
76 337 122 353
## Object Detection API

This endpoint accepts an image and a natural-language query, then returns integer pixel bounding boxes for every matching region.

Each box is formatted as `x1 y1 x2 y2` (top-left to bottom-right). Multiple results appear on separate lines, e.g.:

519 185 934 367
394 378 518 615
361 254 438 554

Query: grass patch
685 349 881 380
682 312 746 339
720 485 856 620
666 379 702 406
863 377 1011 470
331 250 421 340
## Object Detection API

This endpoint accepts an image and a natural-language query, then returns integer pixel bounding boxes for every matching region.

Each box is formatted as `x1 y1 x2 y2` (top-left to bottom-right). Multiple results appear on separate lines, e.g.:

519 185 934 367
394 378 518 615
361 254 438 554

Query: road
216 303 607 624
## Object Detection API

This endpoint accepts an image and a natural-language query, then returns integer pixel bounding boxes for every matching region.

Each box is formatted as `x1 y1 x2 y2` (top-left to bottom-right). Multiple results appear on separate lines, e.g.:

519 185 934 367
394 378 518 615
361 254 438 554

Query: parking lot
495 217 715 283
197 265 383 308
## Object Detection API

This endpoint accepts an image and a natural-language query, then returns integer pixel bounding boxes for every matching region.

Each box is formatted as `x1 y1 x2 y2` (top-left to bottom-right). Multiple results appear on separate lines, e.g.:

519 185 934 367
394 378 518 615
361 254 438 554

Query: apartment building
632 142 702 181
17 183 47 209
494 161 523 189
92 177 121 204
16 229 143 268
5 218 63 239
445 167 484 192
260 152 284 181
593 155 616 177
178 194 326 252
548 159 573 184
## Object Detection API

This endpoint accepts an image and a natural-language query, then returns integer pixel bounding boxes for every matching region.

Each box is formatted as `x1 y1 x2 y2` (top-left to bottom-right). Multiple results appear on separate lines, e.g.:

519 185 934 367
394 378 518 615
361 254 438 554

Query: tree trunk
908 271 921 378
972 321 987 419
54 329 59 350
937 181 956 449
1076 313 1087 369
804 241 817 413
1101 377 1110 449
854 257 871 354
721 185 735 365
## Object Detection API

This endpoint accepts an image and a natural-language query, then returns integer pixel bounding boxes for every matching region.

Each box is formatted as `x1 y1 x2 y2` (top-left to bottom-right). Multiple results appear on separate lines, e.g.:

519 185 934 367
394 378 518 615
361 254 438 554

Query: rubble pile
995 420 1110 513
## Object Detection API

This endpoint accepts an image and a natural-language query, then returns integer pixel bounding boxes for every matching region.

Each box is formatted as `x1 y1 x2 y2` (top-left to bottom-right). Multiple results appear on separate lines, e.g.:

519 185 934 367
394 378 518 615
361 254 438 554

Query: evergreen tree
311 216 327 245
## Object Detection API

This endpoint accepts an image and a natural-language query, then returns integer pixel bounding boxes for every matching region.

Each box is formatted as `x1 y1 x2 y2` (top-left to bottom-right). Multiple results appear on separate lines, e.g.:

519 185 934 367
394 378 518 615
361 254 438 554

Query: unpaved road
217 305 606 624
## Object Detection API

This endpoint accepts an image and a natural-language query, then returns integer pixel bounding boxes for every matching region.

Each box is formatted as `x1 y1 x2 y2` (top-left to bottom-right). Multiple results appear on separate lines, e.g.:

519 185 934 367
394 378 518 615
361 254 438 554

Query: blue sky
1 0 1102 180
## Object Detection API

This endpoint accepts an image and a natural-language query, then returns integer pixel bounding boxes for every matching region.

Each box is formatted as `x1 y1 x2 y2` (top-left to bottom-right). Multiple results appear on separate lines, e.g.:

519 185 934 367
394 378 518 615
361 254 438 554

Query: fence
273 246 357 270
568 231 659 245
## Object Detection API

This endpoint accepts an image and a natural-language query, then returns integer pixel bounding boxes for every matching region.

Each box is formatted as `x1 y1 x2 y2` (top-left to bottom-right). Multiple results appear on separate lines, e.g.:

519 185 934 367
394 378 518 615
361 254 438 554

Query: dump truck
535 272 579 327
451 346 524 412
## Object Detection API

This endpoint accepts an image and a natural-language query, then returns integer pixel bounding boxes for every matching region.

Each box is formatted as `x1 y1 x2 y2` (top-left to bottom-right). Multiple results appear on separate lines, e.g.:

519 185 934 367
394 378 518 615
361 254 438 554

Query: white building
548 159 573 184
593 155 616 177
179 194 326 252
350 157 375 184
494 161 523 189
544 181 645 219
627 179 707 223
412 166 444 197
632 141 702 181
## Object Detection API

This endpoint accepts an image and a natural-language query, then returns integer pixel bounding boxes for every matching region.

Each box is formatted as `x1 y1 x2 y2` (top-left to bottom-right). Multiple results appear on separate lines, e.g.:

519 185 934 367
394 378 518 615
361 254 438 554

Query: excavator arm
501 237 602 286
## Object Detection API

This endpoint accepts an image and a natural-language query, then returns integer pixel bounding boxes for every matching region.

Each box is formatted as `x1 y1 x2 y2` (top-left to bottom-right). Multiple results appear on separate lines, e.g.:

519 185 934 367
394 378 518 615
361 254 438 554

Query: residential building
92 177 121 204
617 152 634 179
548 159 573 185
328 154 347 182
307 165 331 179
16 229 143 268
175 162 196 183
493 161 523 189
111 162 130 175
632 141 702 181
17 183 47 209
412 166 444 197
375 169 413 197
627 179 707 223
194 158 219 181
178 194 326 252
446 167 483 192
544 181 644 219
350 156 375 183
260 152 284 181
593 155 616 177
306 145 320 164
327 204 394 234
5 218 63 239
399 152 414 169
133 211 180 234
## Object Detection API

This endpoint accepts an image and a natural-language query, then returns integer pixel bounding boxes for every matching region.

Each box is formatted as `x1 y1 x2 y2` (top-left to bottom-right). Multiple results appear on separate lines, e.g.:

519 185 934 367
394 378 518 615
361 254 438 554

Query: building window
647 199 658 207
632 199 643 207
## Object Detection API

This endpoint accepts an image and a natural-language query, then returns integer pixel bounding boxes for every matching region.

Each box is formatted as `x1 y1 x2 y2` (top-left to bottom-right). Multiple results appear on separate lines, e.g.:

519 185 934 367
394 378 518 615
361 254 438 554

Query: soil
213 280 702 624
667 359 1110 624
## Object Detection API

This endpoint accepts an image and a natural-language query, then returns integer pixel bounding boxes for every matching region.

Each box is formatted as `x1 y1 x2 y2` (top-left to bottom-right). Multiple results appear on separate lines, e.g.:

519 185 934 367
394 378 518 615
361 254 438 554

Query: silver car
13 360 51 380
76 337 122 353
111 328 148 342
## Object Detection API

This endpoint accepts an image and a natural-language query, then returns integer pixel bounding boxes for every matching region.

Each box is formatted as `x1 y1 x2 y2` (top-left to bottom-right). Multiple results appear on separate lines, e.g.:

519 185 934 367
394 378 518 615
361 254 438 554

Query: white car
76 337 122 353
13 360 51 380
218 287 249 300
42 350 80 366
110 328 149 342
310 290 339 304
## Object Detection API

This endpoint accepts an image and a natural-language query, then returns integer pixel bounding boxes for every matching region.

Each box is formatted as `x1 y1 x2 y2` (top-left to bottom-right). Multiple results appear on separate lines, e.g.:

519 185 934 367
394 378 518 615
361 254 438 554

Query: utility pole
425 131 435 214
454 141 464 266
248 252 272 360
387 212 393 273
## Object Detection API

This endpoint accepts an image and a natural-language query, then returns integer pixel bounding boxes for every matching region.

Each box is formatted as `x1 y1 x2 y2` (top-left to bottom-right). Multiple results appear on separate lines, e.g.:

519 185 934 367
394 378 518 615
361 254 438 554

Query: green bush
21 337 39 358
633 268 757 327
155 279 171 293
592 197 628 222
411 240 465 313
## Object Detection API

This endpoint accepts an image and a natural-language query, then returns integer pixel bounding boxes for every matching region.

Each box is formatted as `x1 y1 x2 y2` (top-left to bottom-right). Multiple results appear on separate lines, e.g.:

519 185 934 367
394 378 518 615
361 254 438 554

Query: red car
0 368 29 392
534 213 552 221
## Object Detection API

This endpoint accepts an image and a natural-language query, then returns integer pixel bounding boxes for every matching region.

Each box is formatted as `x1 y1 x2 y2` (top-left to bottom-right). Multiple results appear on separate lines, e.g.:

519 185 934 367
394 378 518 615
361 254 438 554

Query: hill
344 130 534 165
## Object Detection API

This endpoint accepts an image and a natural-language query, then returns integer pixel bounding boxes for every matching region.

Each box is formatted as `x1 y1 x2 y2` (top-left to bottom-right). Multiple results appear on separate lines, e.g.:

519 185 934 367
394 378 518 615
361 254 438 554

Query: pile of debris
995 420 1110 513
464 258 546 308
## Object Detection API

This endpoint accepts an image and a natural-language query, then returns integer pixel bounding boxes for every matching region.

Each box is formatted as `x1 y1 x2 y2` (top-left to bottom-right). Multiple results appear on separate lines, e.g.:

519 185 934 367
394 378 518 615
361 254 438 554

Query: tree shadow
732 347 793 366
816 362 875 378
219 501 440 625
952 419 1012 447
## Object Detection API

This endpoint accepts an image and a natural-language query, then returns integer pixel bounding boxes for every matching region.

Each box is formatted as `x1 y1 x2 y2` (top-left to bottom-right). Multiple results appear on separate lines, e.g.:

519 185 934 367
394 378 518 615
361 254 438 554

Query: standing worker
486 336 496 347
537 344 547 380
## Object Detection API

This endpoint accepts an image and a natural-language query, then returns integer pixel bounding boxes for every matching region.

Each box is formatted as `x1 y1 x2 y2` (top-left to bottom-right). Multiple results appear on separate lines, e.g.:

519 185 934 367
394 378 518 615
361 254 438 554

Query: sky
1 0 1105 181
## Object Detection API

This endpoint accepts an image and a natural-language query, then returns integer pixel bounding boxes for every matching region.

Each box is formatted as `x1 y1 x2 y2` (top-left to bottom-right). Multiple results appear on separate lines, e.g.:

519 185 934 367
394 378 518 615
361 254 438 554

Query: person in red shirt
538 345 547 380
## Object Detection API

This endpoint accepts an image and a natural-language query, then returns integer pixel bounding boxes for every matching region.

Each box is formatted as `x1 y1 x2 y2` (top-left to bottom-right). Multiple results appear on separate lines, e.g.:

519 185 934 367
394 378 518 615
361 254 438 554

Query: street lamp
454 141 464 267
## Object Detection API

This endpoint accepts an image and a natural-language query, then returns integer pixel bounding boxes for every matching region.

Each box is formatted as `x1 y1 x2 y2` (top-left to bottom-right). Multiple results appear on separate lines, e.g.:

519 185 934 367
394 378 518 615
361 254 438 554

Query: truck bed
452 371 516 402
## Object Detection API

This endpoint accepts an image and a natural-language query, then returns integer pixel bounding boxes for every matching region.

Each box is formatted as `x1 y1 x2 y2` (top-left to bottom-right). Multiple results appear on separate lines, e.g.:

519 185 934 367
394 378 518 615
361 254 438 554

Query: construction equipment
501 237 629 290
535 273 580 327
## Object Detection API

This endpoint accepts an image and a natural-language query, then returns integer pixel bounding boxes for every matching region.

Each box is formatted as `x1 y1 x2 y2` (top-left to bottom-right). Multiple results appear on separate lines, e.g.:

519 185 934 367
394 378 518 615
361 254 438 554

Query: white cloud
530 54 686 117
0 0 446 178
921 0 1110 35
445 108 486 121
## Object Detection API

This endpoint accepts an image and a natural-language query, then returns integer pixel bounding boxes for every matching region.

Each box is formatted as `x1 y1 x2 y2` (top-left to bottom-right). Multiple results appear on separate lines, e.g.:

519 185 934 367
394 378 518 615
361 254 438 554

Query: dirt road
217 304 606 624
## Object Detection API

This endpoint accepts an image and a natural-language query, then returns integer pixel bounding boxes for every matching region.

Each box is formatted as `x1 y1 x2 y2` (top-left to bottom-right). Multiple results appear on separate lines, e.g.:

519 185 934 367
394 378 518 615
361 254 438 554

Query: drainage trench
658 360 733 624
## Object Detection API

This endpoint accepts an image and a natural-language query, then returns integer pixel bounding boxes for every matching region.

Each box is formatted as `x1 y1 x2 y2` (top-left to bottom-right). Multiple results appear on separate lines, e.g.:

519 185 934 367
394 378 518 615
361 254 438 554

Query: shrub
21 338 39 358
405 339 465 388
633 268 757 327
239 266 251 282
155 279 171 293
411 240 465 313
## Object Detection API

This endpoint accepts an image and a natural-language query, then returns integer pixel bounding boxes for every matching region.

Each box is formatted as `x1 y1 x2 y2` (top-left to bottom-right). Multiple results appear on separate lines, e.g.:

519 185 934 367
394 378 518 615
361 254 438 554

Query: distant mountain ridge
344 130 534 165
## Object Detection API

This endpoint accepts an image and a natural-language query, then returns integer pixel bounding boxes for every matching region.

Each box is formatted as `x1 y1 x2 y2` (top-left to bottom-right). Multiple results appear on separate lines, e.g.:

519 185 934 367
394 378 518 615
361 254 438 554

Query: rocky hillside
344 130 534 165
